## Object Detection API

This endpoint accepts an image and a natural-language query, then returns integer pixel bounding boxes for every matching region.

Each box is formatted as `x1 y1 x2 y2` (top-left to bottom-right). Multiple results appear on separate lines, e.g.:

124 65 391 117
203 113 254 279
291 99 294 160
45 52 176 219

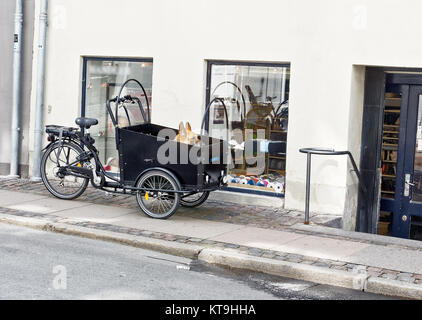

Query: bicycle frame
48 130 215 197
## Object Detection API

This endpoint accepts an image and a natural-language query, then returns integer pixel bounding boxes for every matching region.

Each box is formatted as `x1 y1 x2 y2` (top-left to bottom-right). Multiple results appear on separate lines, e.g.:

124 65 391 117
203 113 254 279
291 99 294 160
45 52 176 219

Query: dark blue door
392 85 422 238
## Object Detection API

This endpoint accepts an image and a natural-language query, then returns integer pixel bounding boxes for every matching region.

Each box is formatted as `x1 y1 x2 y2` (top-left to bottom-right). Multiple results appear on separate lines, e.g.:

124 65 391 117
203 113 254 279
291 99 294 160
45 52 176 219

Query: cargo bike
40 79 229 219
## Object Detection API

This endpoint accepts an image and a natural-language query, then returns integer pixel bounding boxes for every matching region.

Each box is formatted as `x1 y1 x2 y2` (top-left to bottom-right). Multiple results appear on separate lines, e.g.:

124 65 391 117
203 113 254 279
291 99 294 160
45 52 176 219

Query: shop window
82 58 153 171
206 61 290 195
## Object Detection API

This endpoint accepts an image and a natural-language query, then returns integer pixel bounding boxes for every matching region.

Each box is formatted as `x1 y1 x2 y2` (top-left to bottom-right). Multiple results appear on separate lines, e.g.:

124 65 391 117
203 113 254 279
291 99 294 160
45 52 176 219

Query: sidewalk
1 178 422 299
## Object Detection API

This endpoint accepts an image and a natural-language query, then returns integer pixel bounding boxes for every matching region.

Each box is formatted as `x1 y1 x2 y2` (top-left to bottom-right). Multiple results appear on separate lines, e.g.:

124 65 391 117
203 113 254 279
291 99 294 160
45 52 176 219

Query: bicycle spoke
65 147 71 164
161 179 171 190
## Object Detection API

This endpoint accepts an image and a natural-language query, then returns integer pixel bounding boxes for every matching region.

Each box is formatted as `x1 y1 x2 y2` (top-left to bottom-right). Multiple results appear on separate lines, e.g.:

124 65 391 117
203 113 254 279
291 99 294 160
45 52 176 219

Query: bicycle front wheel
41 141 89 200
135 170 181 219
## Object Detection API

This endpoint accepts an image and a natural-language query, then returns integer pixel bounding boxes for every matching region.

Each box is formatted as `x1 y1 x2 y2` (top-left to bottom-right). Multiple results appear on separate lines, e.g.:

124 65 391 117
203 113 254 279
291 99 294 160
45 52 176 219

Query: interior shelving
379 91 401 236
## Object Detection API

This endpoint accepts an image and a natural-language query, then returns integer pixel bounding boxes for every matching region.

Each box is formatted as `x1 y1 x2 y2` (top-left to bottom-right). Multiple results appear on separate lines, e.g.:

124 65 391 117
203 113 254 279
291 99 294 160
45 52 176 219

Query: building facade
5 0 422 239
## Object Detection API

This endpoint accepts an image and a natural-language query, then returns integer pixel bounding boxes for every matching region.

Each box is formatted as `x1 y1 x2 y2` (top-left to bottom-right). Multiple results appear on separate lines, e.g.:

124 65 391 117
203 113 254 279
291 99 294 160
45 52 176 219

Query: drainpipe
31 0 48 181
9 0 24 178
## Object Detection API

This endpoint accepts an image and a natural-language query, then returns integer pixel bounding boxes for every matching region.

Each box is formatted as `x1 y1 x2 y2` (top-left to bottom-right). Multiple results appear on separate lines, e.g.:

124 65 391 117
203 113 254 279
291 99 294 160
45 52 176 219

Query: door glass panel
412 95 422 202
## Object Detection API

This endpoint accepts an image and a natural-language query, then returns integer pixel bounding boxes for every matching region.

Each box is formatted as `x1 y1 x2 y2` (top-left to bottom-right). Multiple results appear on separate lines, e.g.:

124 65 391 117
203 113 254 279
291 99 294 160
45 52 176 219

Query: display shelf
381 190 395 195
227 182 276 192
382 144 398 150
385 97 402 107
265 126 287 175
382 160 397 164
268 169 285 175
269 129 287 133
382 174 396 179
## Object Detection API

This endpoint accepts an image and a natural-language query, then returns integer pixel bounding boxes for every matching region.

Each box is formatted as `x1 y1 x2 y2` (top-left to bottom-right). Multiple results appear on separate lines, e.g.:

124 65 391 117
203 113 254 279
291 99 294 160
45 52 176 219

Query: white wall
29 0 422 218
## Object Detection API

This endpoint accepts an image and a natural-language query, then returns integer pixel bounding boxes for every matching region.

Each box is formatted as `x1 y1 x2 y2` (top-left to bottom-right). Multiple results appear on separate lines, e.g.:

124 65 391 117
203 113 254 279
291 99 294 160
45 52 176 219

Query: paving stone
127 229 141 235
213 242 227 248
353 265 368 273
237 246 249 252
317 259 335 265
286 253 303 260
224 243 240 249
286 257 302 263
312 262 331 268
200 240 217 245
152 233 166 239
300 255 318 261
381 273 397 280
397 272 413 278
367 270 382 277
397 275 415 283
382 269 399 276
247 248 263 257
262 253 276 259
330 265 348 271
187 237 203 242
163 235 178 241
367 266 383 273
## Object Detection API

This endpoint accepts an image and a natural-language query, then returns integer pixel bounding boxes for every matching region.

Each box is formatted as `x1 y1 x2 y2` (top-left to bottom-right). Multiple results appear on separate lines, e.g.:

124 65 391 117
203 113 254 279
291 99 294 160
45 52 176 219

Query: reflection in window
83 59 152 172
207 62 290 194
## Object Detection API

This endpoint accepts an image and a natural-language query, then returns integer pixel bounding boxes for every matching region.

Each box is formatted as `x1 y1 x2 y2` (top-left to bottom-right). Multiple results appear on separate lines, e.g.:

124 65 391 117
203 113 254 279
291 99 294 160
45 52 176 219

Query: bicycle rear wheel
41 141 89 200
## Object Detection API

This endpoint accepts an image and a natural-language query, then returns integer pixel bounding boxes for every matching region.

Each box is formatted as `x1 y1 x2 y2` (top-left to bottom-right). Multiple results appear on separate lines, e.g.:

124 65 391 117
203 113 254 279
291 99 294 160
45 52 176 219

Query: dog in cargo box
174 121 200 145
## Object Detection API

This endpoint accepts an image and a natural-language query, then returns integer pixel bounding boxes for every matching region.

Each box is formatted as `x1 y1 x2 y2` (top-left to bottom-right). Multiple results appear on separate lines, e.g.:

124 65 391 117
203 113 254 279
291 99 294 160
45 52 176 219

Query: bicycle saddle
75 117 98 129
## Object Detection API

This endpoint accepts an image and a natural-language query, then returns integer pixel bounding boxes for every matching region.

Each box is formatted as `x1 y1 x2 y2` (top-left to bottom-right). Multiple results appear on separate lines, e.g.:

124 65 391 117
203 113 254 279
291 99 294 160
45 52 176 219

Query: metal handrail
299 147 367 224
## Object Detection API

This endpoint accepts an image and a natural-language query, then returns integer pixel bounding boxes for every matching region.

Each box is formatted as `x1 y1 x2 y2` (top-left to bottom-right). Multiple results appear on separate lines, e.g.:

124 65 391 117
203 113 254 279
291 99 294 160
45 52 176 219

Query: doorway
383 75 422 239
360 71 422 239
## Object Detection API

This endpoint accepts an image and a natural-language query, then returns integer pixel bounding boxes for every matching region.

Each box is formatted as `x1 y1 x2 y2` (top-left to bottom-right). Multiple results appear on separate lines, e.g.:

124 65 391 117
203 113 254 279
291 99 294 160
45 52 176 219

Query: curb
45 222 203 260
365 277 422 299
1 214 421 299
198 248 369 291
198 248 422 299
0 214 202 259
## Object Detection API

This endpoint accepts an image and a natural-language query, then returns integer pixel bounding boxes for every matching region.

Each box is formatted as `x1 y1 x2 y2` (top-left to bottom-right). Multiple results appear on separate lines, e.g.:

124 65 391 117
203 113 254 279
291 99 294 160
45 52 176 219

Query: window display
82 58 153 171
207 62 290 194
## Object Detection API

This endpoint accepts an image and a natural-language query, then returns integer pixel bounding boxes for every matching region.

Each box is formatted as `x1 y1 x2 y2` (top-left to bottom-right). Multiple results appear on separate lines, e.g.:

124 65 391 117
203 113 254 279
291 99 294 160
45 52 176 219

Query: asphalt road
0 223 396 300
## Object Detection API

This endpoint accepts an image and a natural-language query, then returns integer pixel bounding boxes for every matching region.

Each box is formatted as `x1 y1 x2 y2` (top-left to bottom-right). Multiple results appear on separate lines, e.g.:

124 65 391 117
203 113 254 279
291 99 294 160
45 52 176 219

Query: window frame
81 56 153 118
205 60 291 113
205 60 291 198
